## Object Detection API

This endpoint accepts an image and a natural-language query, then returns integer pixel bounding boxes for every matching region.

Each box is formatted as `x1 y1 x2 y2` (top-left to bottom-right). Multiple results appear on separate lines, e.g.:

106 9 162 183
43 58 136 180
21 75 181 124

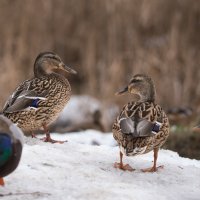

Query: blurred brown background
0 0 200 158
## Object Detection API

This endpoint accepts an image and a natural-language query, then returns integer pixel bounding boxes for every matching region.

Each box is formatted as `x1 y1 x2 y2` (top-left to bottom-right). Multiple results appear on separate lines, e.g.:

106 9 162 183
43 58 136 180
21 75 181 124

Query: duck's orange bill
0 178 5 186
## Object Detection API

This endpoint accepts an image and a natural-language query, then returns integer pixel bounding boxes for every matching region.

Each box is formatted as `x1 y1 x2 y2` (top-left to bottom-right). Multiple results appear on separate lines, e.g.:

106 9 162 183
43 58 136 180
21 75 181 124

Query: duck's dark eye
52 56 60 62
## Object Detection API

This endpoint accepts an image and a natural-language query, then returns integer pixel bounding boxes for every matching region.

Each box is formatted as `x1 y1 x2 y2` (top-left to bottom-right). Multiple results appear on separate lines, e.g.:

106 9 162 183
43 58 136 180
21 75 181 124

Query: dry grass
1 0 200 159
0 0 200 110
164 127 200 159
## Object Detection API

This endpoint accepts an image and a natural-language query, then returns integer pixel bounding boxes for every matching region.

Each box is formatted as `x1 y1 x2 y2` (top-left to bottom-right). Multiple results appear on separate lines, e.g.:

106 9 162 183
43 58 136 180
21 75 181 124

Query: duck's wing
3 79 48 113
119 117 161 137
119 102 163 138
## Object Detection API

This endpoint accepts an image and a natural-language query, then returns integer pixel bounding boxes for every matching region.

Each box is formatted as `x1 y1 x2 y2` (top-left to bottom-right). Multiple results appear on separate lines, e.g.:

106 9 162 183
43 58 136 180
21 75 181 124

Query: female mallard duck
0 115 23 186
113 74 169 172
2 52 77 143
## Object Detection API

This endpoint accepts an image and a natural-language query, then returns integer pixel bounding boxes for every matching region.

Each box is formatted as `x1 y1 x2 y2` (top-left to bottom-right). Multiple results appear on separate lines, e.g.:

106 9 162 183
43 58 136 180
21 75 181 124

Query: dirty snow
0 130 200 200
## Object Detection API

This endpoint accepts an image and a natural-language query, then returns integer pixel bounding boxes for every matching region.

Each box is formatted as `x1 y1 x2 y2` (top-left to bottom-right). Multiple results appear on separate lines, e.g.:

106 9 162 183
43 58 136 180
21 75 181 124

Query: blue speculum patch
152 123 160 133
0 134 12 167
31 98 39 108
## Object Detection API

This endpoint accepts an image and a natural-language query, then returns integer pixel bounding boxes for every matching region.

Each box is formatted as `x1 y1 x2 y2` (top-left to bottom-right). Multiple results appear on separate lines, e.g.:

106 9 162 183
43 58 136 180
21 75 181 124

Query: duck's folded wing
137 119 161 137
120 118 162 137
120 118 135 134
3 80 30 112
3 80 47 113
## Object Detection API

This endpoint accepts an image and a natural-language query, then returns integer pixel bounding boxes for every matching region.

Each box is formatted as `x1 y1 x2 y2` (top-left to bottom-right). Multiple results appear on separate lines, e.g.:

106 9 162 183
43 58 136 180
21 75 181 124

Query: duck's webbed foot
114 162 135 171
141 165 164 172
31 132 38 138
114 151 135 172
41 134 67 144
42 124 67 144
141 148 163 172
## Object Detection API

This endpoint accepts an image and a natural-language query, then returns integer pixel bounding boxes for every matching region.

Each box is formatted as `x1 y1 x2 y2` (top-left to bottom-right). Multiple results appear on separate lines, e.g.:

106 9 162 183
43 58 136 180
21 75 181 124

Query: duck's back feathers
113 101 169 156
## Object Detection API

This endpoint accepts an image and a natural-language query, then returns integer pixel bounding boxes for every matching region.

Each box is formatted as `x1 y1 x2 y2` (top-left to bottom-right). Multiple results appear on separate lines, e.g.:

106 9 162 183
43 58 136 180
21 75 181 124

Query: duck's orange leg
41 124 67 144
114 151 135 171
0 178 5 186
141 148 164 172
31 132 38 138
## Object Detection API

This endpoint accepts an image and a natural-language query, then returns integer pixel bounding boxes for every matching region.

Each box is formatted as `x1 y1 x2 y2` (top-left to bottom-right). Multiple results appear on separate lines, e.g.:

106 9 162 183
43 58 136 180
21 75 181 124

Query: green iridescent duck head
34 52 77 77
0 134 12 167
0 115 24 186
116 74 156 102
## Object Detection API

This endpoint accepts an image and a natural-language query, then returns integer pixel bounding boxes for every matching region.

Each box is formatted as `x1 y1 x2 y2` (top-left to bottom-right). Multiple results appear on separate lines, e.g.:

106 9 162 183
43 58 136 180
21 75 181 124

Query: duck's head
115 74 156 102
0 115 24 185
34 52 77 77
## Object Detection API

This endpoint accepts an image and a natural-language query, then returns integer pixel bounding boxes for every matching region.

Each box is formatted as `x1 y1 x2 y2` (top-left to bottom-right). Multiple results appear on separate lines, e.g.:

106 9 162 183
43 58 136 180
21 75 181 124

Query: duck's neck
34 67 45 77
138 96 155 103
137 86 156 103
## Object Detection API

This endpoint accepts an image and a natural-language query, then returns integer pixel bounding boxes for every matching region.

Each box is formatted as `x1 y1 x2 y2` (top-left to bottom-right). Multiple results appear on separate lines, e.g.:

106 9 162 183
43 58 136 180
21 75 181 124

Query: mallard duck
2 52 77 143
0 114 23 186
113 74 170 172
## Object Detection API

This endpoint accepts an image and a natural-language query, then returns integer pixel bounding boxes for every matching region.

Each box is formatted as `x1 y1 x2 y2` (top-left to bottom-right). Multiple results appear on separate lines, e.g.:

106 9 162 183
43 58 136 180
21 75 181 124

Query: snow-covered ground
51 95 119 132
1 130 200 200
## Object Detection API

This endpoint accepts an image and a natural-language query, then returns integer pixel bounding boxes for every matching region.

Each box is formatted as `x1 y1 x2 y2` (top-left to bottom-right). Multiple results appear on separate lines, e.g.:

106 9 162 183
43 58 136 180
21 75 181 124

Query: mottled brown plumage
113 74 170 172
2 52 77 143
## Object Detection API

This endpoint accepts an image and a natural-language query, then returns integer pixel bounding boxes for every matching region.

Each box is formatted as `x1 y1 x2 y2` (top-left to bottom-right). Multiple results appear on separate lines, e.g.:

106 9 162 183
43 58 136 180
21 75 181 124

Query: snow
1 130 200 200
51 95 119 132
55 95 101 124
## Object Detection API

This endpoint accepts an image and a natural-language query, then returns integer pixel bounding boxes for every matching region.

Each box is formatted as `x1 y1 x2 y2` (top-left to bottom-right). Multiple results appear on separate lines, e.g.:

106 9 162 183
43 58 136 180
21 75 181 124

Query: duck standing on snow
2 52 77 143
0 115 23 186
113 74 170 172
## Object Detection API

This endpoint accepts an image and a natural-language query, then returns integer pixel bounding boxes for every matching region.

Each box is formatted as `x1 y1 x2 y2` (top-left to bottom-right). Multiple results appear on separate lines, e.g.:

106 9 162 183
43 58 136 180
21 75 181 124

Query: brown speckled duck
113 74 170 172
2 52 77 143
